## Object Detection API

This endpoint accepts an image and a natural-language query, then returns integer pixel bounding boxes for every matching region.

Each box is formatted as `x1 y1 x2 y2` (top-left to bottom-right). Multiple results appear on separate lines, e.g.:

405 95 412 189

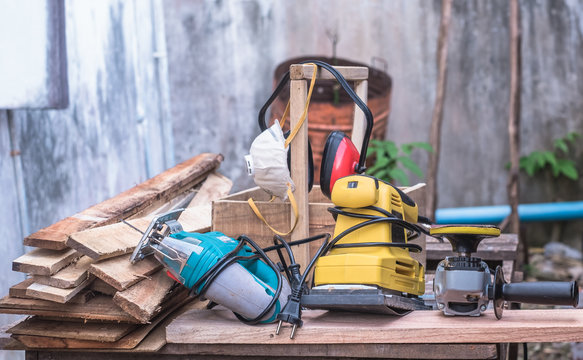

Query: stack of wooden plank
0 153 232 350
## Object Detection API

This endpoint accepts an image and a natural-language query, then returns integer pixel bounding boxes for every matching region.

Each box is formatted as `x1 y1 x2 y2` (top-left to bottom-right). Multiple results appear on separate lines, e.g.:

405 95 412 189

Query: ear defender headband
258 60 374 199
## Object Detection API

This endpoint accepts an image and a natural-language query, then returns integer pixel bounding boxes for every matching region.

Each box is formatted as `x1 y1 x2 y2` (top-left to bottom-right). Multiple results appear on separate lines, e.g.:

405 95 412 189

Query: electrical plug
275 287 303 339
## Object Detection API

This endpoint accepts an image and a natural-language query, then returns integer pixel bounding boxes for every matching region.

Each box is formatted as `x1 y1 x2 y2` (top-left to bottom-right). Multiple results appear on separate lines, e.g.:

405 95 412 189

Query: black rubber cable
187 232 329 325
188 235 283 325
257 60 374 172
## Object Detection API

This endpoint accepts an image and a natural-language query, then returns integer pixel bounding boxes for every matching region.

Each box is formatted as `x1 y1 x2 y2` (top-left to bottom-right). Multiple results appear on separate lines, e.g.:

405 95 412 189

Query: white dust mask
245 121 295 200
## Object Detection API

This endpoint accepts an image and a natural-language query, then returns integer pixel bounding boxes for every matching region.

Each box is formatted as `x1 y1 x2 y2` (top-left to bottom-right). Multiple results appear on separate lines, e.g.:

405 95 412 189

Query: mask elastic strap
279 63 318 148
247 186 299 236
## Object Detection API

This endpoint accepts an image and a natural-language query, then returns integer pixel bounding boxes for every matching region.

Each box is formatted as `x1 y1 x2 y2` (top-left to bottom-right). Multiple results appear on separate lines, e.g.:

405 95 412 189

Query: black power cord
275 233 331 338
188 235 283 325
258 60 374 172
273 205 428 338
188 233 330 325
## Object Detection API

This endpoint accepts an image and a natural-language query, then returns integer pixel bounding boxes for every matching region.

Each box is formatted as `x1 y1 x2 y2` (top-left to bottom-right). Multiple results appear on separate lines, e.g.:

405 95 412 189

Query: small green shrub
366 139 433 186
517 132 580 180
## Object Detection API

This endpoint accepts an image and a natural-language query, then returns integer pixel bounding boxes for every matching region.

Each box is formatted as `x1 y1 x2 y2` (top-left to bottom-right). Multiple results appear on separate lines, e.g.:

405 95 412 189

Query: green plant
517 132 580 180
366 139 433 186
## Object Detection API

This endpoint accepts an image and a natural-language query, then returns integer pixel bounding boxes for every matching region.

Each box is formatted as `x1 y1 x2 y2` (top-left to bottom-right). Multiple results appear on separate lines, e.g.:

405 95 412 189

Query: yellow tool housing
314 175 425 295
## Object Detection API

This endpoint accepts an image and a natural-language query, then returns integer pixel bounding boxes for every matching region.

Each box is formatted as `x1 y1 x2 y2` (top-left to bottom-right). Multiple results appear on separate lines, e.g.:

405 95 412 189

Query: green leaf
542 151 557 168
388 168 409 186
566 131 580 142
522 156 537 176
367 157 390 174
557 159 579 180
401 144 413 155
384 141 399 158
370 139 384 147
554 139 568 153
373 169 390 182
532 151 546 168
397 156 424 177
408 142 434 152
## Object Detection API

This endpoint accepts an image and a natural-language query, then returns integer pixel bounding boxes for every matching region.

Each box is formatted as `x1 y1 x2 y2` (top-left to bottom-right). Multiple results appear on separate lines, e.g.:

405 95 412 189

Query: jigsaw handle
502 281 579 307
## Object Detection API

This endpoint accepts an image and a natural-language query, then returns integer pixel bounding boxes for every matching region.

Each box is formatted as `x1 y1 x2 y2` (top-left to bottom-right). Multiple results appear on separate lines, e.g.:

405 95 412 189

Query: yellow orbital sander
300 174 430 315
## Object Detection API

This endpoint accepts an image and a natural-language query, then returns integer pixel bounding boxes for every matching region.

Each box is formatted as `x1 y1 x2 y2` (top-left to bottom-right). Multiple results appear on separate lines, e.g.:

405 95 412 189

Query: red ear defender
320 131 361 199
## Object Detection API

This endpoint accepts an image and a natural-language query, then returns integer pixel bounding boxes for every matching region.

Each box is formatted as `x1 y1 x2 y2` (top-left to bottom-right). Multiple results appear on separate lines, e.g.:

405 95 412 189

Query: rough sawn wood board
67 204 211 261
25 153 223 250
166 308 583 344
32 255 94 288
112 270 177 324
25 277 92 304
89 255 161 291
7 317 137 342
12 248 80 276
0 295 140 323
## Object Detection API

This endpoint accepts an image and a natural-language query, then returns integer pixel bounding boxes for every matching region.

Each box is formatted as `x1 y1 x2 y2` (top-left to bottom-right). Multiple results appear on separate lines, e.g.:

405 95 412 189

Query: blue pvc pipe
435 201 583 224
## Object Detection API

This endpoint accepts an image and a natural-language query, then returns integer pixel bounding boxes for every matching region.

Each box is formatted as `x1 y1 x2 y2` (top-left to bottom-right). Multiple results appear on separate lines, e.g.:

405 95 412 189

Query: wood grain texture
12 296 193 350
426 233 519 261
9 278 35 299
159 343 497 359
68 289 95 304
0 295 139 323
90 278 118 296
0 319 26 351
402 183 427 268
25 277 92 304
167 308 583 345
289 78 310 270
426 0 452 218
350 79 369 151
66 218 151 261
213 186 335 262
12 248 80 276
89 255 161 291
32 255 94 288
25 153 222 250
112 270 179 323
67 204 212 260
187 171 233 207
7 317 137 342
289 64 369 81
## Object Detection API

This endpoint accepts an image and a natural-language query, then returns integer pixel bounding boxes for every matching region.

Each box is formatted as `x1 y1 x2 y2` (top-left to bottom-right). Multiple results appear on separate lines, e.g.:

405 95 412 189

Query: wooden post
426 0 453 220
351 80 369 151
288 64 369 269
507 0 521 236
289 72 310 269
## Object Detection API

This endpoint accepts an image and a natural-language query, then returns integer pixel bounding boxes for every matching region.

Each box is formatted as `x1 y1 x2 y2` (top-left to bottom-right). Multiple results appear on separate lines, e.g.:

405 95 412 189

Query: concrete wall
165 0 583 246
1 3 583 357
0 1 171 358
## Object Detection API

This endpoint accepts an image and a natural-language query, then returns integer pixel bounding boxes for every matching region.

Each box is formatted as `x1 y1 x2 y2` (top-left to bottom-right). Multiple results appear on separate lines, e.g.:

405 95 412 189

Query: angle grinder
431 225 579 318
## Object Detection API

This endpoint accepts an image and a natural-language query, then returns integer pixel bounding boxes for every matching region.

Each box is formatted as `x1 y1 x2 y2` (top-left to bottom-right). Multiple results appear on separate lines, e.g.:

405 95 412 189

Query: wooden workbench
8 233 551 359
16 305 583 360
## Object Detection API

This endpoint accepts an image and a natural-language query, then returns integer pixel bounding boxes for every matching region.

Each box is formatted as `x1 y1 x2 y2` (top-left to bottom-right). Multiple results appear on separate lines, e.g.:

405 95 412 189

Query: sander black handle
502 281 579 307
